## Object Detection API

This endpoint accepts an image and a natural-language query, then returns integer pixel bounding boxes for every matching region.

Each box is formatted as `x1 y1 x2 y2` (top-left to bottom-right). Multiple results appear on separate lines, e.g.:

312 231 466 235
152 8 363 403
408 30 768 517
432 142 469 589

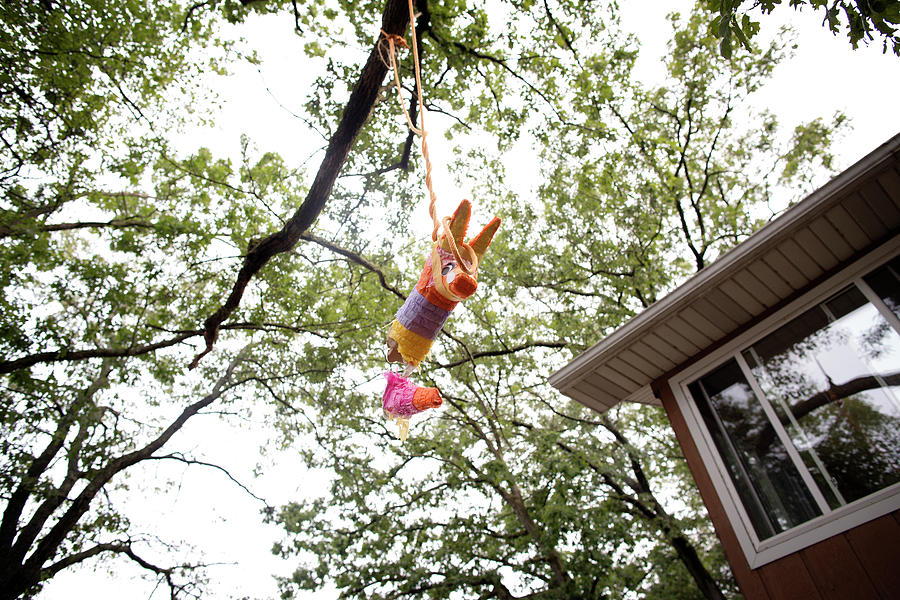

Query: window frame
671 236 900 568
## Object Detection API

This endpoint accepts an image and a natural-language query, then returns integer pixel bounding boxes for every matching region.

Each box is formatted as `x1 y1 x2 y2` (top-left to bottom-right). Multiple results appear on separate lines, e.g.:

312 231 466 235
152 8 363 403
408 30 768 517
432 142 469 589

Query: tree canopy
0 0 853 598
705 0 900 57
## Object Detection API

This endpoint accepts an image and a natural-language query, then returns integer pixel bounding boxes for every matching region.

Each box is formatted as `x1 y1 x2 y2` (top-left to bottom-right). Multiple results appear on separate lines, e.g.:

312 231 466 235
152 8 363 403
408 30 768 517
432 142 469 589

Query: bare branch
435 341 567 370
42 541 161 578
41 540 212 600
430 32 564 122
299 232 406 300
148 453 270 507
3 348 252 598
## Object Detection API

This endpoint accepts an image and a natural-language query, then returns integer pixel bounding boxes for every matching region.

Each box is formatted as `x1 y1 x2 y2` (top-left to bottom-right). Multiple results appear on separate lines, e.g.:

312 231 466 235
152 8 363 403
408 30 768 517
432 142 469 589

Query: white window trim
671 235 900 569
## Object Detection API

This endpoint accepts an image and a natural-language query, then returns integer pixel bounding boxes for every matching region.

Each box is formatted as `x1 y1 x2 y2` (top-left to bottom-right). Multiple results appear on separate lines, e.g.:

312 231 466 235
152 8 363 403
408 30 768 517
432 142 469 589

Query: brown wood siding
844 514 900 599
757 553 820 600
802 535 879 599
658 380 900 599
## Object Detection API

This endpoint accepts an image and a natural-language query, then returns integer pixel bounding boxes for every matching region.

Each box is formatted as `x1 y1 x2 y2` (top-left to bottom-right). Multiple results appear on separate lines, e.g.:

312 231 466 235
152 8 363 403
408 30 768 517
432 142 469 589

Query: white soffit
550 133 900 412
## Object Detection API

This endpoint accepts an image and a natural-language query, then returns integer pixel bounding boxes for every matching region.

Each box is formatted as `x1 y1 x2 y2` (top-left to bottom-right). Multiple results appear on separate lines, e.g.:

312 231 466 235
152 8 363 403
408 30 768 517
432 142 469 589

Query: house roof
549 133 900 414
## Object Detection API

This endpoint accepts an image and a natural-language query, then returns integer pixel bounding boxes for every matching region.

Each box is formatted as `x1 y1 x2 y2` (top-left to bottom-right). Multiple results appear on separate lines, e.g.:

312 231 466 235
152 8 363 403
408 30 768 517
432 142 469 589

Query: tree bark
666 532 727 600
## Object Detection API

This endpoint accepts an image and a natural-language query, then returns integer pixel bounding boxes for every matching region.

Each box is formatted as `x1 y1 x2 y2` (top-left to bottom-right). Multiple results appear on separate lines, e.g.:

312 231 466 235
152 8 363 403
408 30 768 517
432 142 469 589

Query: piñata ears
440 199 500 260
447 199 471 243
469 216 501 259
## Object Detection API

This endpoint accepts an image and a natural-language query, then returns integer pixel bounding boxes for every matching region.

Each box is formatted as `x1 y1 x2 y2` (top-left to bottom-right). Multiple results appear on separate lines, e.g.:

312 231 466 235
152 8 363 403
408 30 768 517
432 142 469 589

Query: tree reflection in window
745 284 900 509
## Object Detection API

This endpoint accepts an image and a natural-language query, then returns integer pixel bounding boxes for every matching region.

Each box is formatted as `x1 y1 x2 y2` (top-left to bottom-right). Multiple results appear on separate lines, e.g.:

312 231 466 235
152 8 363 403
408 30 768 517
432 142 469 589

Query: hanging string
378 1 477 276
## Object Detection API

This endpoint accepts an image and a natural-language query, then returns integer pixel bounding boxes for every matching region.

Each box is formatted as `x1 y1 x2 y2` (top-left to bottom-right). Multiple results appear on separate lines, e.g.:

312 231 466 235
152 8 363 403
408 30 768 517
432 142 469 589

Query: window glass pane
864 255 900 320
689 359 821 539
744 284 900 509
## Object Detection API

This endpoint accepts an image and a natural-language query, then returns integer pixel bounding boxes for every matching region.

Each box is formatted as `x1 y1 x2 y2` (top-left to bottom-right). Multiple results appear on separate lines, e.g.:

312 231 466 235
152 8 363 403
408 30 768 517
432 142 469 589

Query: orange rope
380 2 477 275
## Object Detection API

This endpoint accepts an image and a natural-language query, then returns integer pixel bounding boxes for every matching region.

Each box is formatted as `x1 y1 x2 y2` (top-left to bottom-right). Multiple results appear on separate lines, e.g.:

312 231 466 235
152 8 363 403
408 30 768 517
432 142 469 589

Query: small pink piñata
382 372 442 440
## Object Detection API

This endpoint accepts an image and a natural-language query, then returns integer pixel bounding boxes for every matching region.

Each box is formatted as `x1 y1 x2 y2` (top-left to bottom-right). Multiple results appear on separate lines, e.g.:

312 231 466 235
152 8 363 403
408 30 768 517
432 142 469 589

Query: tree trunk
666 529 727 600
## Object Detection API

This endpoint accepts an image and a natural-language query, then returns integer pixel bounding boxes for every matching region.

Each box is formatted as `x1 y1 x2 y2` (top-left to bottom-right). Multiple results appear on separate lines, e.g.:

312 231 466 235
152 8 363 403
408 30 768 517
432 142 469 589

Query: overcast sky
38 3 899 599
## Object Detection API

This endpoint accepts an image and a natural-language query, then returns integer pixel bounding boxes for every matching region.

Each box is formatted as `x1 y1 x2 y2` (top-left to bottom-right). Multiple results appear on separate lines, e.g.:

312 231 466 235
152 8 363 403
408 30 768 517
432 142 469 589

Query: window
674 247 900 567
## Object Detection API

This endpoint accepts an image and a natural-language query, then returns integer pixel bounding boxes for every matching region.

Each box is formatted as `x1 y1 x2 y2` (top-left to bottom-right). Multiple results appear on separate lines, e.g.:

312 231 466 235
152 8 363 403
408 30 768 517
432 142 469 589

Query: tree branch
190 0 412 369
291 0 303 35
429 31 564 122
0 216 154 238
2 348 251 599
435 341 567 370
41 540 210 600
542 0 580 66
181 1 214 34
0 332 196 375
1 317 347 375
149 453 270 507
0 359 112 563
299 232 406 300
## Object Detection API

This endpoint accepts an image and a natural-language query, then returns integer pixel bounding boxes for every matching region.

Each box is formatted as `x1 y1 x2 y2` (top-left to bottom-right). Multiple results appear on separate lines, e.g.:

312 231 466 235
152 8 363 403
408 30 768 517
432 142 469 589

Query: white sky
37 2 900 599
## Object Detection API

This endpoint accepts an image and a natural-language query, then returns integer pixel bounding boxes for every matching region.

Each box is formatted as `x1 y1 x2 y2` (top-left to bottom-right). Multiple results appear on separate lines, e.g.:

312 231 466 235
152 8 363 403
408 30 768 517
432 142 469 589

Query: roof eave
550 133 900 396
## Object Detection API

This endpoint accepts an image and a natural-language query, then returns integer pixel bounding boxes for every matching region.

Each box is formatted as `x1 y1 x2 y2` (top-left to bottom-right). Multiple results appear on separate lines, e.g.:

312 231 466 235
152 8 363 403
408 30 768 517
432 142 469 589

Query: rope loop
378 30 409 71
380 30 409 50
